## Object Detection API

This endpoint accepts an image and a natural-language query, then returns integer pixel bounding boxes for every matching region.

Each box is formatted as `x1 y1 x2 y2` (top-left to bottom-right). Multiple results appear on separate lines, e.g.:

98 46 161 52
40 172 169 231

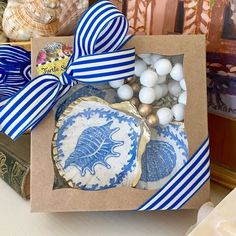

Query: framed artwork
183 0 236 54
222 1 236 40
109 0 184 35
183 1 236 188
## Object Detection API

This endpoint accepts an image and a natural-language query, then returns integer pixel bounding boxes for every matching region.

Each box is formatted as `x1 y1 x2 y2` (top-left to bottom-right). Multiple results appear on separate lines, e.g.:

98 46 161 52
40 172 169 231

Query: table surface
0 180 231 236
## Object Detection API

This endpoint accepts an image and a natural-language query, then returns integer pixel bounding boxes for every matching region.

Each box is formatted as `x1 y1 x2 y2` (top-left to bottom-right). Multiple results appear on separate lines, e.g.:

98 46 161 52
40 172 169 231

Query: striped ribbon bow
0 0 135 140
0 45 31 107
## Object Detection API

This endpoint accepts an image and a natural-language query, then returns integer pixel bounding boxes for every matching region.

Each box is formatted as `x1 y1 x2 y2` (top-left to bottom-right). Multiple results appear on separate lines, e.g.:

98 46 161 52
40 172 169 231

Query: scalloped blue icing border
56 107 140 190
140 141 177 182
55 85 120 121
157 124 188 157
139 124 188 183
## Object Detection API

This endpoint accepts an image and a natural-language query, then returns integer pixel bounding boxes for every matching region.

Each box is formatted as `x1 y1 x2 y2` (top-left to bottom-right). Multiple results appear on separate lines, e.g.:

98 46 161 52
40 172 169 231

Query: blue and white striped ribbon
138 138 210 211
0 45 31 107
0 0 135 140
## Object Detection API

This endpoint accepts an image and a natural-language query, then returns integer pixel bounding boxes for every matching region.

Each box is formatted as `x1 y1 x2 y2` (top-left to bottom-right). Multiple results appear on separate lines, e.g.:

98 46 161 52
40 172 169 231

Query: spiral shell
0 1 7 30
0 33 7 42
56 0 88 36
137 122 188 190
64 121 124 177
2 0 60 41
25 0 60 24
0 0 7 42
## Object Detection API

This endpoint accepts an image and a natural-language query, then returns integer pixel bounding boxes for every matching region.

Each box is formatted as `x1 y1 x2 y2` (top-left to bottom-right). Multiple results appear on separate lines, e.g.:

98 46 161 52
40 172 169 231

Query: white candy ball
172 103 185 121
139 54 152 65
160 84 168 97
154 58 172 76
135 59 147 77
109 79 124 88
139 87 156 104
157 75 167 84
154 85 163 100
156 108 173 126
180 79 187 91
178 91 187 105
138 54 151 59
140 69 158 87
150 54 162 66
142 56 152 65
168 80 182 97
170 63 184 81
117 84 133 100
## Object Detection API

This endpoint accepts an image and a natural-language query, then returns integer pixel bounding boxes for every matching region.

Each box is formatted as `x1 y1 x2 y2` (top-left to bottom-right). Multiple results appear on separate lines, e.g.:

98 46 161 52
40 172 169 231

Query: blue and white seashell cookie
55 84 119 121
52 96 150 191
136 122 188 190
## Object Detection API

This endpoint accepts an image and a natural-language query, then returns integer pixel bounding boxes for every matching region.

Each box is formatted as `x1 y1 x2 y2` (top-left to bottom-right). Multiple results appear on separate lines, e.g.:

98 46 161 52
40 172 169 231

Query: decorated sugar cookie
52 97 150 191
136 122 188 190
55 84 120 121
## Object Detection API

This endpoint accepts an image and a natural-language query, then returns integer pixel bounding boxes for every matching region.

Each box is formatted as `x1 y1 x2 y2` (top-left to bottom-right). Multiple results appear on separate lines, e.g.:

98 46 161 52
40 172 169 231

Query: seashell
53 97 150 191
2 0 60 41
0 0 7 42
57 0 89 36
64 121 124 177
25 0 60 24
0 31 7 43
54 84 119 121
0 1 6 30
136 122 188 190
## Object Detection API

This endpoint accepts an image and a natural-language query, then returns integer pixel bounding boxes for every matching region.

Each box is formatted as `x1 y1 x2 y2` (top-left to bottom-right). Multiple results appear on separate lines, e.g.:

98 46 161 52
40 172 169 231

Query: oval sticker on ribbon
36 42 73 78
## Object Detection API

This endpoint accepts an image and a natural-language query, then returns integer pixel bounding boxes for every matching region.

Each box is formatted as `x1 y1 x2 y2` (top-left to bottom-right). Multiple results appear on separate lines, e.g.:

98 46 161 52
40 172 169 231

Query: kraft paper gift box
29 34 210 212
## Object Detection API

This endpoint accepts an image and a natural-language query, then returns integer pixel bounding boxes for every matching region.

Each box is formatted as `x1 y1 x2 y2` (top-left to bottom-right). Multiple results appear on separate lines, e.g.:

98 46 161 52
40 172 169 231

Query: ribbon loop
65 48 135 84
0 45 31 107
73 0 128 59
0 0 135 140
0 69 7 84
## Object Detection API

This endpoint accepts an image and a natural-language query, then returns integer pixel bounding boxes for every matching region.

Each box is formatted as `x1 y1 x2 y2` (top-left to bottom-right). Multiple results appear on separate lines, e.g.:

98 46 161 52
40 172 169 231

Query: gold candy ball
131 83 141 93
126 77 136 84
138 104 153 117
146 114 159 127
129 97 140 108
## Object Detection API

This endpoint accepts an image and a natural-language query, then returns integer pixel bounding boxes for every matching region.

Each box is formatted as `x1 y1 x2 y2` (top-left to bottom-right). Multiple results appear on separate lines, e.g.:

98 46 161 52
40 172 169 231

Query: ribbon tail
29 85 72 130
0 45 31 104
0 98 10 109
0 74 62 140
